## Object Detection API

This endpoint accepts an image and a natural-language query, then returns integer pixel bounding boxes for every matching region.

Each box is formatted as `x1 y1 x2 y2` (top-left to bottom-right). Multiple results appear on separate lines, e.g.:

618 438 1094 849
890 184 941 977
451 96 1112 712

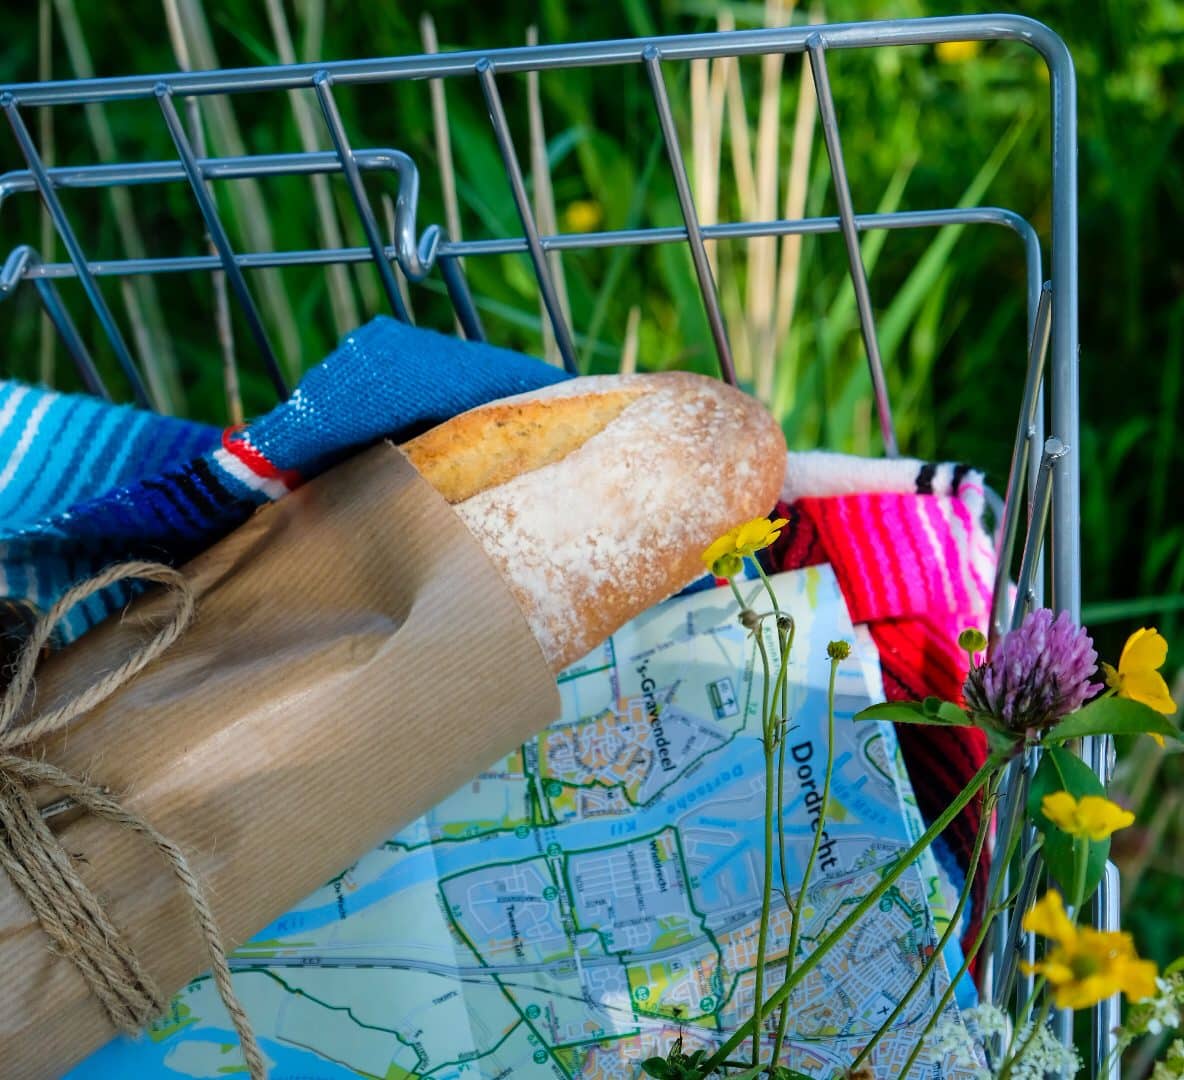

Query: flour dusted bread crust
402 372 786 670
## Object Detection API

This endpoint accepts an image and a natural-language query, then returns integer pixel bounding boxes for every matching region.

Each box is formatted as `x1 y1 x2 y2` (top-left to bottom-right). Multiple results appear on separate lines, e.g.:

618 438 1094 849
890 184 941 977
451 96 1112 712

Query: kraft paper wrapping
0 442 561 1078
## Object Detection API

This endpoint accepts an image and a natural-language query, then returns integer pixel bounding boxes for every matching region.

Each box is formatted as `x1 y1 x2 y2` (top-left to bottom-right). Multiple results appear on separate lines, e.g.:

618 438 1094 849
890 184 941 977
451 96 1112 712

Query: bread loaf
402 372 786 670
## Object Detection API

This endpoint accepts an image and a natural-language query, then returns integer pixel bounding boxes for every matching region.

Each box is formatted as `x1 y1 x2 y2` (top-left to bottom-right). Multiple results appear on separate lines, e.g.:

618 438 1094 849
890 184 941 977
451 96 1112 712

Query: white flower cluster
998 1022 1082 1080
926 1005 1081 1079
925 1005 1003 1078
1151 1038 1184 1079
1123 974 1184 1047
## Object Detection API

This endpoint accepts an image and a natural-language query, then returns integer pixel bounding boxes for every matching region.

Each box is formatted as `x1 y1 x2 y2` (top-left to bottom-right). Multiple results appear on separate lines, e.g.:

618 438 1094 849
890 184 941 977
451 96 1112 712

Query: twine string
0 561 265 1078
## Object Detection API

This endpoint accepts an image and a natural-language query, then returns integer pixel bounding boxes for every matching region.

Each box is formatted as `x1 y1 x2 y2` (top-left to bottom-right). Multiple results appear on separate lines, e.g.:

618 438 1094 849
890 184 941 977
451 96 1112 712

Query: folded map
72 565 976 1078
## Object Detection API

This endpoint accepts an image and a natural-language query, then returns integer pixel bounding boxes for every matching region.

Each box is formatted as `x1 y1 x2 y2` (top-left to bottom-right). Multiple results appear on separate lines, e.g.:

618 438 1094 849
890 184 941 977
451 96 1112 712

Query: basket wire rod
642 48 736 387
0 16 1075 105
438 256 487 342
311 73 410 322
0 149 435 196
2 203 1040 277
806 36 897 457
0 246 108 400
0 95 151 409
1091 863 1123 1073
0 150 1040 244
992 813 1042 1007
1013 437 1067 629
475 60 578 374
976 232 1042 1011
989 282 1053 644
155 85 288 398
1041 31 1114 1073
988 438 1068 1011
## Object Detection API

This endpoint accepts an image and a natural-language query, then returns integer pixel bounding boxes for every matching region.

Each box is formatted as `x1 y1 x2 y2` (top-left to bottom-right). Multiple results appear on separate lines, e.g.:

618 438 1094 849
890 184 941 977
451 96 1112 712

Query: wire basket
0 12 1116 1077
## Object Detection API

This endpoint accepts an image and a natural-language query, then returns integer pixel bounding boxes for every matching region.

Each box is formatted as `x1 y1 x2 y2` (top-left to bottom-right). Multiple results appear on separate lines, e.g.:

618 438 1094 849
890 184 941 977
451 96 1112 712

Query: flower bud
739 608 761 631
711 552 744 579
958 627 988 654
827 640 851 661
776 614 794 635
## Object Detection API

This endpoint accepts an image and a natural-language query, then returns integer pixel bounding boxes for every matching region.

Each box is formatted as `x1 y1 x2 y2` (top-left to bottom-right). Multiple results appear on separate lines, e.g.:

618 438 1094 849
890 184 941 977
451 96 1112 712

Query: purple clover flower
963 609 1103 734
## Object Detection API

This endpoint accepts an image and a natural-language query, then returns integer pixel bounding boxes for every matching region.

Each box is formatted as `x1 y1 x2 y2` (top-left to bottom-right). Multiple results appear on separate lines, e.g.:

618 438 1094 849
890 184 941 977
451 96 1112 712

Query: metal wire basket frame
0 12 1113 1077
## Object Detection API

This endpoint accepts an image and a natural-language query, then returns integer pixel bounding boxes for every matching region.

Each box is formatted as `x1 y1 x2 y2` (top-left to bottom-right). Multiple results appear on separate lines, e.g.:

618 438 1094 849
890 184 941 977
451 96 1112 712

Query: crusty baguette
402 372 786 670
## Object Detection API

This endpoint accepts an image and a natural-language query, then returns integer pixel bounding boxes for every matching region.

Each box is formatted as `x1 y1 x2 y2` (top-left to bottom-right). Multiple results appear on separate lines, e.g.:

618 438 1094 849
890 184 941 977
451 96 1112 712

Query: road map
70 565 978 1079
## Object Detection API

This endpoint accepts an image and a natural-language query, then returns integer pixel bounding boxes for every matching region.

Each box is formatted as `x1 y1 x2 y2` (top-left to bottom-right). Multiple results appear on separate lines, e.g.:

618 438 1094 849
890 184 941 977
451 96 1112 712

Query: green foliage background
0 0 1181 1018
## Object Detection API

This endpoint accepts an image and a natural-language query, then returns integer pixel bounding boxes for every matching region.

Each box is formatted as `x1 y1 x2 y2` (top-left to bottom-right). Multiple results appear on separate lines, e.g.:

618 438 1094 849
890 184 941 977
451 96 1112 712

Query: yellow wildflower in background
935 39 981 63
1021 891 1157 1010
701 517 788 577
1103 627 1177 745
562 199 602 233
1041 792 1135 841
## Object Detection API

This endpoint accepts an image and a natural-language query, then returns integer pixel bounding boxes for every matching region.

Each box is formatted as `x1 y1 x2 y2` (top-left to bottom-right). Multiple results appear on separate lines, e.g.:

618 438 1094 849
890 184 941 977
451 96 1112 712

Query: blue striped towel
0 317 570 643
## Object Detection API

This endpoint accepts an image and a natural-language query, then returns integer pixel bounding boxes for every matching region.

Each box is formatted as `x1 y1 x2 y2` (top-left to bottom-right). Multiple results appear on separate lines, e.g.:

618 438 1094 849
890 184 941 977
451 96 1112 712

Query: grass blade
55 0 183 412
37 0 55 387
526 24 574 369
172 0 304 384
262 0 359 337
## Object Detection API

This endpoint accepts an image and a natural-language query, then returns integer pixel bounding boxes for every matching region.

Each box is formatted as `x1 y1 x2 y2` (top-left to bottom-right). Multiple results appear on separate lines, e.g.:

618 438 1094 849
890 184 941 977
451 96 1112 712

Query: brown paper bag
0 442 560 1078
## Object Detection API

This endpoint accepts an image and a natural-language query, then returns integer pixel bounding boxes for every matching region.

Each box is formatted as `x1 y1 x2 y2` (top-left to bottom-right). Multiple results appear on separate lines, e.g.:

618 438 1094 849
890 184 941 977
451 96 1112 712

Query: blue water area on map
73 1027 361 1079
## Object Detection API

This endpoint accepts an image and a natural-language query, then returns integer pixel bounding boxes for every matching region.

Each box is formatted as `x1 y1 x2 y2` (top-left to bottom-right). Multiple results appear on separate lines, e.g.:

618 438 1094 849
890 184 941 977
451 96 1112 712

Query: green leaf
1044 696 1181 744
922 697 974 725
854 700 972 726
640 1059 671 1079
1026 748 1110 901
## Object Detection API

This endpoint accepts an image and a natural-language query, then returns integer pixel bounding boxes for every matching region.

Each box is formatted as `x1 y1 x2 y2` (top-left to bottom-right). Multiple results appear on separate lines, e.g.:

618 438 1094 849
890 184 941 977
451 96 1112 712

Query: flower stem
772 654 840 1064
849 771 998 1072
997 992 1052 1080
754 559 781 617
892 784 1029 1079
772 620 797 1060
750 626 775 1066
705 755 1004 1070
1070 834 1090 919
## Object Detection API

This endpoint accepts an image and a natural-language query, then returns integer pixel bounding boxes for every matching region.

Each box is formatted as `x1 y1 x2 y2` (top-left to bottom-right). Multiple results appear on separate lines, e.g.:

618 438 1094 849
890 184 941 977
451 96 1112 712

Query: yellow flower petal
1075 795 1135 840
1023 891 1076 947
1027 913 1159 1010
727 516 789 557
701 533 737 571
1120 627 1169 674
1118 957 1159 1002
1121 667 1178 715
1042 792 1134 840
1041 791 1081 832
935 39 980 63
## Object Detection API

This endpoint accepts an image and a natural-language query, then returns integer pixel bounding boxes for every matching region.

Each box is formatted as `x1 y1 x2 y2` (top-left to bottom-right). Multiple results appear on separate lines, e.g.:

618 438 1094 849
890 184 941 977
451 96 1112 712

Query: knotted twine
0 561 265 1078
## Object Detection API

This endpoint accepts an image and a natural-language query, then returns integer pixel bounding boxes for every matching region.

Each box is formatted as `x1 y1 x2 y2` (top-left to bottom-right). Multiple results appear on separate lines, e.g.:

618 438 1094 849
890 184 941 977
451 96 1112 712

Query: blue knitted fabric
0 317 570 642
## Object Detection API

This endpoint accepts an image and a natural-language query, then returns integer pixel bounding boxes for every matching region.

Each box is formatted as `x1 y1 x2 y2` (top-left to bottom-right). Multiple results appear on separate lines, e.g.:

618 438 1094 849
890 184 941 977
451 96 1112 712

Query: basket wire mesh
0 12 1114 1077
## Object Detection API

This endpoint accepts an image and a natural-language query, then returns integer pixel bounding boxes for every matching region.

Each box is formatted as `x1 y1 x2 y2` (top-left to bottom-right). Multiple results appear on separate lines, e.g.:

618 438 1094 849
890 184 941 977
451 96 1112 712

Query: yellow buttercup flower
1102 627 1177 745
935 39 981 63
701 534 743 579
1041 792 1135 841
562 199 602 233
733 517 788 556
701 517 788 577
1021 891 1157 1010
